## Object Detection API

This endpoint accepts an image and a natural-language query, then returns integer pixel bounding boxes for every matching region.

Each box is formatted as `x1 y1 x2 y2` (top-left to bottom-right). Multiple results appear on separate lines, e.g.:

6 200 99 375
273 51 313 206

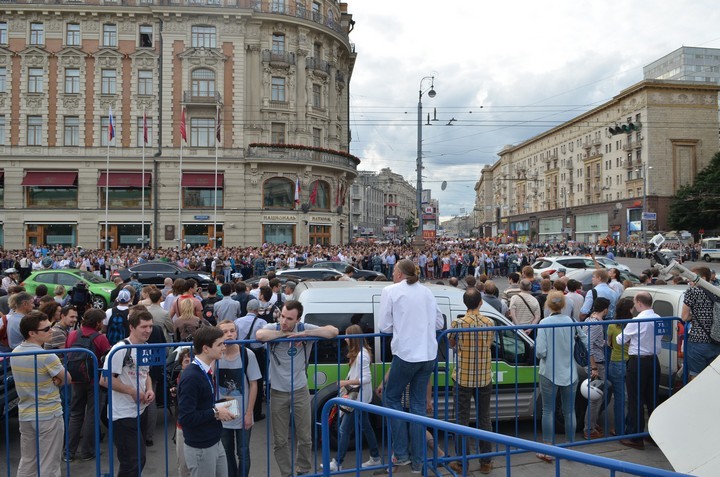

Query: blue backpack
106 307 130 346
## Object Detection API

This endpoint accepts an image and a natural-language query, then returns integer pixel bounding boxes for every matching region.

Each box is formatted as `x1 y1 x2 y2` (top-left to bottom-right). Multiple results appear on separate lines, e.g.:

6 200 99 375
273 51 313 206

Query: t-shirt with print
12 341 64 421
218 348 262 430
263 322 318 392
684 286 716 344
103 339 150 420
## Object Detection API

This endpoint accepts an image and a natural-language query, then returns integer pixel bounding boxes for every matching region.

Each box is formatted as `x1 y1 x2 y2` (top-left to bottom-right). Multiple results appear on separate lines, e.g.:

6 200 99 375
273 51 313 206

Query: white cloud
346 0 720 217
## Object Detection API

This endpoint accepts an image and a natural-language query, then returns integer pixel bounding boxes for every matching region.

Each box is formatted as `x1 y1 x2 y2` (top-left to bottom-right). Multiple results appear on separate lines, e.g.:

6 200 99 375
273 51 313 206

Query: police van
292 281 541 432
701 237 720 262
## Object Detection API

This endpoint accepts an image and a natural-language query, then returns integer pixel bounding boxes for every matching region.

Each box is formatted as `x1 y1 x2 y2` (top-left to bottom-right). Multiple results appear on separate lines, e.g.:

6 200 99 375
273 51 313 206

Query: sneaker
392 456 411 466
80 455 95 462
410 466 422 474
448 461 463 473
320 459 340 472
363 456 381 468
62 454 74 463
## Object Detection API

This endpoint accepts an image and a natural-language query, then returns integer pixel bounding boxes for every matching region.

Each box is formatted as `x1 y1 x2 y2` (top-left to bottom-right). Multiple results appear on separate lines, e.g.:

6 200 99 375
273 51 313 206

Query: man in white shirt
617 291 661 450
377 259 444 474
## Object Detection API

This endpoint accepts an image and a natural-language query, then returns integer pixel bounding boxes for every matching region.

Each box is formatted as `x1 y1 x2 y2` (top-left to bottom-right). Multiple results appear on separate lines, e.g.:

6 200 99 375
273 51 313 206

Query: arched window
309 180 330 210
263 177 294 209
191 68 215 98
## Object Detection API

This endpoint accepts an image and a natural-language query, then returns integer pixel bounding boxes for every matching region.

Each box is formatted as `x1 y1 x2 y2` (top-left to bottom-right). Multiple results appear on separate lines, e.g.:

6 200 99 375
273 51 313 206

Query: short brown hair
546 291 566 313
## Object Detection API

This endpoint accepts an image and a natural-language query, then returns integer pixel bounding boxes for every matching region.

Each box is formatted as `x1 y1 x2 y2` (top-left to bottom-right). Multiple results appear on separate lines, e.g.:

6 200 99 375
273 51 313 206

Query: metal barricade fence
0 316 686 477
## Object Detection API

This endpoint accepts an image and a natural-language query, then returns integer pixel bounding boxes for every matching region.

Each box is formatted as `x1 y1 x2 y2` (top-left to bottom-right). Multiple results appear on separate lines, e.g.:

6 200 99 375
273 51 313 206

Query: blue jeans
386 264 395 280
686 341 720 376
336 410 380 467
382 357 435 471
221 427 252 477
606 360 627 435
539 375 576 444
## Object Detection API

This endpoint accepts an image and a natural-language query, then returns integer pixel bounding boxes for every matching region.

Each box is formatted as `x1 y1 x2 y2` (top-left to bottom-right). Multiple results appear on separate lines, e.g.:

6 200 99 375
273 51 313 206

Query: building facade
0 0 357 249
476 80 720 243
350 170 383 240
376 167 416 239
644 47 720 84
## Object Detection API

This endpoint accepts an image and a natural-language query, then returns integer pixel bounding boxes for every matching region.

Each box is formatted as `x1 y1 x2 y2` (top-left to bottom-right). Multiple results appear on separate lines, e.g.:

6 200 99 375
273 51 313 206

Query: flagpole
141 106 146 249
104 108 111 251
178 107 184 250
213 102 219 248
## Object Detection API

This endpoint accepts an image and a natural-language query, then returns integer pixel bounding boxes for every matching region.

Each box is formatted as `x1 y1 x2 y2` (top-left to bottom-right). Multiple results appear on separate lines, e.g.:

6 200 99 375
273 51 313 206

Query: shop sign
263 215 296 221
309 216 332 223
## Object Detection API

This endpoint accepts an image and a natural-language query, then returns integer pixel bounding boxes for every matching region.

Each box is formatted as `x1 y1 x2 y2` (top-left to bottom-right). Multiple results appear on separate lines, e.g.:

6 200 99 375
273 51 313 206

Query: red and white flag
215 106 221 144
179 107 187 143
335 182 340 207
143 110 148 145
294 178 301 206
309 181 319 205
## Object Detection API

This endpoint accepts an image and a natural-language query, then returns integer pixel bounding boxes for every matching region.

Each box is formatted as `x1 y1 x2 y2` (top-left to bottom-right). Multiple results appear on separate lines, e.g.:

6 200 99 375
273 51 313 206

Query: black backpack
106 307 130 346
66 331 100 383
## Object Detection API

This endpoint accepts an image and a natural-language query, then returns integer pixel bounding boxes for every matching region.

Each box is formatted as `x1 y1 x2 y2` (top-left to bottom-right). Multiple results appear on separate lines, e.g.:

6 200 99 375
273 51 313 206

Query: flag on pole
143 110 148 144
108 106 115 142
341 183 346 206
335 182 340 207
180 107 187 143
294 178 301 206
309 180 319 205
215 106 221 144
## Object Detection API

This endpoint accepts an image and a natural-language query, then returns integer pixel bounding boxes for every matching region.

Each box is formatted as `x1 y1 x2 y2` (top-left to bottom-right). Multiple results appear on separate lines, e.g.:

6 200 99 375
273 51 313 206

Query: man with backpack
104 290 132 346
65 308 111 462
44 305 78 351
234 299 267 422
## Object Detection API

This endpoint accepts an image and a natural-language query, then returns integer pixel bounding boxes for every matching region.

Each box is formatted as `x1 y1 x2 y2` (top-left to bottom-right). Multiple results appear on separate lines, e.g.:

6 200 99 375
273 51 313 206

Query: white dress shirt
616 308 662 356
378 280 444 362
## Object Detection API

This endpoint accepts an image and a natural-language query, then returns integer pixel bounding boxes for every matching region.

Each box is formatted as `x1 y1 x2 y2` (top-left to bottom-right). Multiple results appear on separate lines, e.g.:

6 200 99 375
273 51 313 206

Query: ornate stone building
476 80 720 243
0 0 357 248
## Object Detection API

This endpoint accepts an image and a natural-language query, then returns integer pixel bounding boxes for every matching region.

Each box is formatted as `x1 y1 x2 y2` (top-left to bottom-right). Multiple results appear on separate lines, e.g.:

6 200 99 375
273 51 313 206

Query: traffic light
608 122 639 135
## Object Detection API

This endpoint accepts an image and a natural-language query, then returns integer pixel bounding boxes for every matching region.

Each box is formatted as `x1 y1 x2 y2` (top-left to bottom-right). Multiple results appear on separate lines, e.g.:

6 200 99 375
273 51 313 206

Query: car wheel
704 254 712 263
91 294 106 310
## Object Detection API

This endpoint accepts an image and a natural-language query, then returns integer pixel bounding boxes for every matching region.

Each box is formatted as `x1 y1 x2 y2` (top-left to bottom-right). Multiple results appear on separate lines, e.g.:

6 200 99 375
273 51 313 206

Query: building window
263 177 293 208
30 23 44 45
0 22 7 45
263 224 294 244
312 1 322 22
27 116 42 146
183 188 223 208
101 116 115 147
101 69 117 95
0 115 5 145
66 23 80 46
271 0 286 13
65 68 80 94
272 33 285 53
0 67 6 93
139 25 153 48
312 83 321 108
191 26 216 48
271 76 285 101
101 188 151 209
27 188 78 208
191 68 215 98
309 180 330 210
312 127 321 147
103 24 117 47
64 116 79 146
309 225 330 246
137 117 153 146
190 118 215 147
313 42 322 59
28 68 44 93
271 122 285 144
138 70 153 95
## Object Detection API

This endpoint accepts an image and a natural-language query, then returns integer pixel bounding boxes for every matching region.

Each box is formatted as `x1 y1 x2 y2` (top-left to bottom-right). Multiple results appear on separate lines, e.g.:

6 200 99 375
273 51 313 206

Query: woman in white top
327 325 380 471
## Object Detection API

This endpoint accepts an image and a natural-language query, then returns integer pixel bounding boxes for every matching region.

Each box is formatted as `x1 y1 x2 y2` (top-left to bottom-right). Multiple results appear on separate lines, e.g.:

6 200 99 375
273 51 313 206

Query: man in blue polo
579 268 618 321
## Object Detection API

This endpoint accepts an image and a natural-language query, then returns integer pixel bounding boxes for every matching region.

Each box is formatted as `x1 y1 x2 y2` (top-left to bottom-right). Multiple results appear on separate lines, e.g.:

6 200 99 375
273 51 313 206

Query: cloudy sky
345 0 720 221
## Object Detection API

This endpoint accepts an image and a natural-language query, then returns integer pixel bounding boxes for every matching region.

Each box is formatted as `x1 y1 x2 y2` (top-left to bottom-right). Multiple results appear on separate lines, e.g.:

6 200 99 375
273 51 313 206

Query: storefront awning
97 172 152 188
22 171 78 187
182 173 224 188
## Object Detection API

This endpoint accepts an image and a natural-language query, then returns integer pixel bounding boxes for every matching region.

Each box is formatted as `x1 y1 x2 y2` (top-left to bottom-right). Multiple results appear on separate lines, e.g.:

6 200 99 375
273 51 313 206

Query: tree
405 216 417 237
668 151 720 231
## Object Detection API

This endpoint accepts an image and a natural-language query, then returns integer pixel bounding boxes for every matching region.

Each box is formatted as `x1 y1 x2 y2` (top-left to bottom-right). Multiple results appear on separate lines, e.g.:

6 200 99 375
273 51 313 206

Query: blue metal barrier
320 399 689 477
0 316 686 477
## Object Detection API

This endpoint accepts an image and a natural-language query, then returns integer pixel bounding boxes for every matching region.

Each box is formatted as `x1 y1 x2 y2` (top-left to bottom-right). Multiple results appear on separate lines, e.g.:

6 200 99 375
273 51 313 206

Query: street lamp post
639 164 653 243
416 75 436 242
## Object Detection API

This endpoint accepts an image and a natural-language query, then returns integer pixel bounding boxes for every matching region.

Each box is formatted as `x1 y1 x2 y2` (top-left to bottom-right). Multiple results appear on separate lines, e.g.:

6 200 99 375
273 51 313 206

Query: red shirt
65 325 112 358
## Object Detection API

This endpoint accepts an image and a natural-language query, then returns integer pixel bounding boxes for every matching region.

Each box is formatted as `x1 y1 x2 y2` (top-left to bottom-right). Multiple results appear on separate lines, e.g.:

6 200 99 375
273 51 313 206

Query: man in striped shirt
448 288 494 474
13 310 67 477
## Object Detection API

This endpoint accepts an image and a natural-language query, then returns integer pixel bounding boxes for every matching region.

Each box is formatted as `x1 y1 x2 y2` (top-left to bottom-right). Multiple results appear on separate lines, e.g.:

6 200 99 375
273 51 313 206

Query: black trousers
113 408 149 477
625 355 659 441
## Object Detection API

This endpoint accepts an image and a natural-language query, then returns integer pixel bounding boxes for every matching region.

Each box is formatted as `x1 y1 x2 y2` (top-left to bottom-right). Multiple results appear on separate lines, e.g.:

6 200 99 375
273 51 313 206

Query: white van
292 281 541 428
701 237 720 262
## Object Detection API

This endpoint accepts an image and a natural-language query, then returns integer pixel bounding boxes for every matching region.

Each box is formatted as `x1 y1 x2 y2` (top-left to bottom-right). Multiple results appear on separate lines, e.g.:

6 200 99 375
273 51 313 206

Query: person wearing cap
2 268 19 292
282 281 296 303
556 268 567 279
235 299 268 422
103 289 132 345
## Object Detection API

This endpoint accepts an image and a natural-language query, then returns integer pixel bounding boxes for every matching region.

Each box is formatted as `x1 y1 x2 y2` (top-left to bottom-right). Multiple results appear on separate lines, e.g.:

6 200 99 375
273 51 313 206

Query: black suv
112 261 214 289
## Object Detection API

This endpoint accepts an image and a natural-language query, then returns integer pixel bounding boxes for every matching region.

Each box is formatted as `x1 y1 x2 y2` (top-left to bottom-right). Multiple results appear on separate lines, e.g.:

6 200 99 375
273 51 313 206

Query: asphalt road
0 254 689 477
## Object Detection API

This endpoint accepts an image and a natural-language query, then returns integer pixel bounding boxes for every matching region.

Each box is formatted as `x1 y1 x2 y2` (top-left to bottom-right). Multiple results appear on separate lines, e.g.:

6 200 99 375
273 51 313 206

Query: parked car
21 269 116 309
112 261 213 289
300 260 384 279
531 256 598 280
565 268 641 292
595 257 631 272
275 268 342 281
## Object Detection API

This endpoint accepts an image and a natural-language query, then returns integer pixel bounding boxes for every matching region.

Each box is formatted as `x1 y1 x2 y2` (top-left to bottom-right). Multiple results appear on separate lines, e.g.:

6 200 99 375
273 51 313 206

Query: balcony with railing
246 143 359 170
262 49 296 67
183 91 222 105
305 57 331 77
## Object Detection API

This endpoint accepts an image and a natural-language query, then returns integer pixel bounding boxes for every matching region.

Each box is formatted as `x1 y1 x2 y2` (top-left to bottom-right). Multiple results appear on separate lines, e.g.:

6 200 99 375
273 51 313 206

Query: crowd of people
4 237 719 476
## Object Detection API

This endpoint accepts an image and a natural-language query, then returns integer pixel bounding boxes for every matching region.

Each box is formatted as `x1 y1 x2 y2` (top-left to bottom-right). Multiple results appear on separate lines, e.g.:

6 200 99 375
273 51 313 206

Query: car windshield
74 270 110 284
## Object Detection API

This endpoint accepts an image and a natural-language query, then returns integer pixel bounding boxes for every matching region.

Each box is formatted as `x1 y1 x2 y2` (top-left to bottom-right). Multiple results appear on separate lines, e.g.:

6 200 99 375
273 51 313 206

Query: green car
21 269 116 310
